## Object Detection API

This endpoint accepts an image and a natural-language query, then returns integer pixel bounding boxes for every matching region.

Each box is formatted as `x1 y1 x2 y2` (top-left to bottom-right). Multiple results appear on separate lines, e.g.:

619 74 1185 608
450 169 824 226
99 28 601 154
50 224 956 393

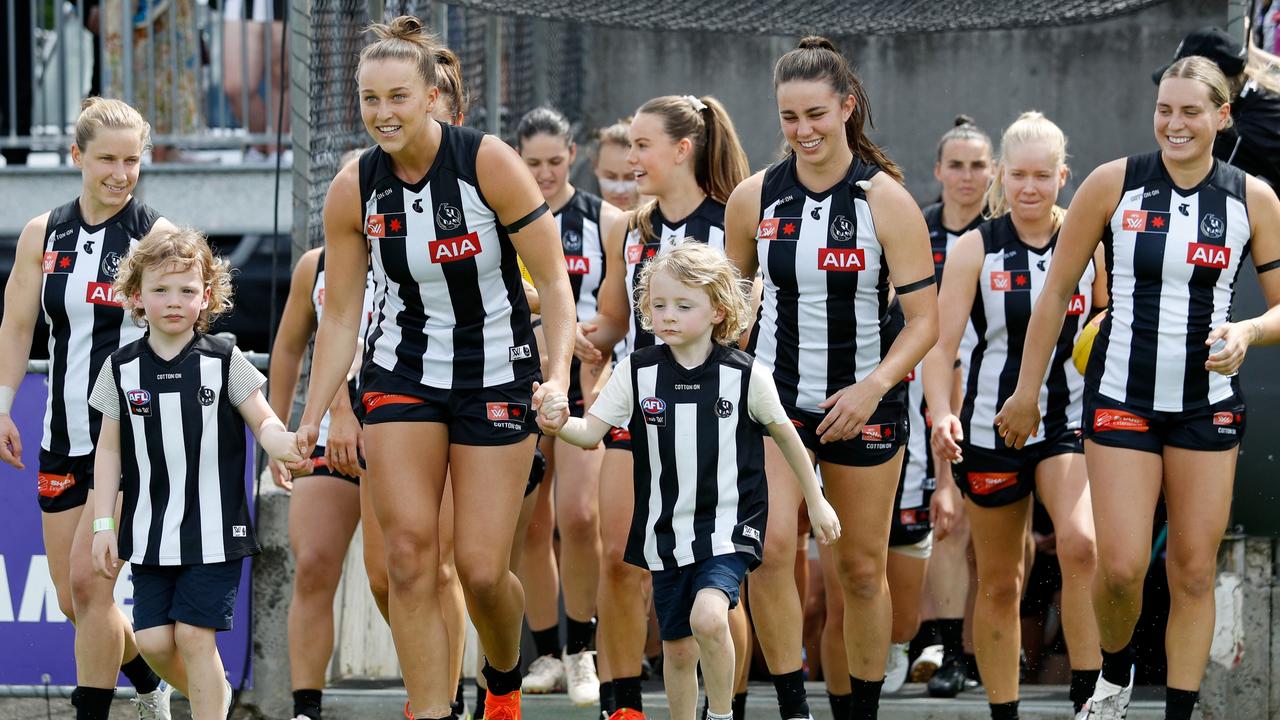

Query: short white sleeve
227 347 267 407
586 356 634 428
89 362 119 420
747 361 789 426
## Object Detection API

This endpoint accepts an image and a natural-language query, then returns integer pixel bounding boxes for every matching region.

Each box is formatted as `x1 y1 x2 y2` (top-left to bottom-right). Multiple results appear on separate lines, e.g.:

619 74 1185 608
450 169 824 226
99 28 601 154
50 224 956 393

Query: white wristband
0 386 14 415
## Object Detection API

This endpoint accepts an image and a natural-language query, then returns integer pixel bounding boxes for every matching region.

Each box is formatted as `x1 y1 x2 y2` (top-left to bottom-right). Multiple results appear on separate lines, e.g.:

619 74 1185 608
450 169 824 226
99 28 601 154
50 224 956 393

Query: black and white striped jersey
589 344 788 572
748 155 898 413
89 333 265 565
962 215 1095 449
557 189 607 322
1087 153 1250 412
901 204 986 499
359 122 538 390
621 198 726 355
311 250 375 447
40 197 157 457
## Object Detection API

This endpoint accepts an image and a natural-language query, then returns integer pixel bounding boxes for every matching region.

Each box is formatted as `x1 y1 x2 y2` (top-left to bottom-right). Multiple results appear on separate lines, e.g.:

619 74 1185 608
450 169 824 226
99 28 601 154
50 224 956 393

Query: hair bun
390 15 423 37
954 114 976 127
797 35 837 52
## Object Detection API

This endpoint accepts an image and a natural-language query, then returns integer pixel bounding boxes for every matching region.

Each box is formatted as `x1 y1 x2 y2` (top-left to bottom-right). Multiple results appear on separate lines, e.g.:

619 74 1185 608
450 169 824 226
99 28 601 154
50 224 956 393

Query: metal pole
5 1 16 145
485 14 500 136
433 1 448 39
531 19 549 108
368 0 384 24
56 0 66 144
169 2 180 144
122 0 133 104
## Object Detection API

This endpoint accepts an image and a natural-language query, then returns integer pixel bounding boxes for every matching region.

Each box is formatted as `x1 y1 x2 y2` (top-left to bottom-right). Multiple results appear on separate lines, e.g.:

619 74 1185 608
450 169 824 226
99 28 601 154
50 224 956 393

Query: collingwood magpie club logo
830 215 854 243
1200 213 1225 239
102 251 123 278
714 397 734 418
563 230 582 254
436 203 462 231
198 386 216 406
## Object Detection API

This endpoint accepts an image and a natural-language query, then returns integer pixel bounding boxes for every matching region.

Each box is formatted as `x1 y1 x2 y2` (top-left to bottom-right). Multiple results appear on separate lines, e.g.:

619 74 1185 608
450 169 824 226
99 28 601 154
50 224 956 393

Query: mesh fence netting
434 0 1172 35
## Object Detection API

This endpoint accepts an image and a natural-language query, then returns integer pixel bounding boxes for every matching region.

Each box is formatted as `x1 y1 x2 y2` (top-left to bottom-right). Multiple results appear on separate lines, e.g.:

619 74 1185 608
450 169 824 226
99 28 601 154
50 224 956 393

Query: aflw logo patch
1121 209 1170 234
486 402 527 422
990 270 1031 292
42 251 77 274
1186 243 1230 269
365 213 407 238
429 232 481 263
85 282 124 307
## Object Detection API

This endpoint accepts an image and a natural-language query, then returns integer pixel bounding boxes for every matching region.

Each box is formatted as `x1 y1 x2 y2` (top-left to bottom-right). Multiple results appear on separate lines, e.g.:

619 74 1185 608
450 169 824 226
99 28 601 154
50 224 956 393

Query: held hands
1205 321 1258 376
0 415 23 470
533 381 570 434
91 530 120 578
993 390 1041 450
289 423 319 474
816 382 883 443
261 425 305 466
807 496 842 546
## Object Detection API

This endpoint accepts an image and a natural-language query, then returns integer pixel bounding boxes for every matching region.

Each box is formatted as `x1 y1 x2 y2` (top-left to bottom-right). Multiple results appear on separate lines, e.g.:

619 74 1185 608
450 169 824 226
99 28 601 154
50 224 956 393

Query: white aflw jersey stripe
1090 153 1249 412
962 216 1094 449
751 156 892 413
311 251 375 447
360 125 538 390
621 198 727 356
40 198 155 455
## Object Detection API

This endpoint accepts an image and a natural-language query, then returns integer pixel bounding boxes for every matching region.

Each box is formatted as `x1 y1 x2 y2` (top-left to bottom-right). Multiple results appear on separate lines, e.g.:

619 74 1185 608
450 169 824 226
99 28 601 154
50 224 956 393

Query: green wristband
92 517 116 533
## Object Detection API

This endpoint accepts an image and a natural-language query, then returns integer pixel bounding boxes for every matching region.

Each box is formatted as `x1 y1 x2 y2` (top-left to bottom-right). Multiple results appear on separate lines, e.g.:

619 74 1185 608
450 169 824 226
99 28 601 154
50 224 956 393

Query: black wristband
895 275 936 295
505 202 550 233
1257 258 1280 274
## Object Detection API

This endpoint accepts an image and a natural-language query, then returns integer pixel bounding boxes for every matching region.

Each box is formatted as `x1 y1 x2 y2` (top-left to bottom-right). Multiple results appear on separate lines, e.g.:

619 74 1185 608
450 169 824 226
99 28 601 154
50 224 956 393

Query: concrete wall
573 0 1225 203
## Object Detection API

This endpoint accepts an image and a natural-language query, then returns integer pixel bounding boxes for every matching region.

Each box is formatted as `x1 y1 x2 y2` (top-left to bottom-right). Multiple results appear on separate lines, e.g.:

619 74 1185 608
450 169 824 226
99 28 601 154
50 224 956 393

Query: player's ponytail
358 15 439 88
774 36 904 184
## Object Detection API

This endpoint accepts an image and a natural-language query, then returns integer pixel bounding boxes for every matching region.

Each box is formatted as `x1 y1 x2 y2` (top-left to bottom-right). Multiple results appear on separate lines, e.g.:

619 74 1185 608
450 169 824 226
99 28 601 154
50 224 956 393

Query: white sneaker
131 680 173 720
883 642 910 694
909 643 944 683
1075 668 1134 720
521 653 566 694
563 649 601 706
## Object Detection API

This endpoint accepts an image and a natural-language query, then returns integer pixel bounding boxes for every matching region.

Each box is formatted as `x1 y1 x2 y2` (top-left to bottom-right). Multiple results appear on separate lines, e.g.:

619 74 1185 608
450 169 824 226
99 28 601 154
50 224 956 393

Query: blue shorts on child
651 552 751 641
131 559 244 632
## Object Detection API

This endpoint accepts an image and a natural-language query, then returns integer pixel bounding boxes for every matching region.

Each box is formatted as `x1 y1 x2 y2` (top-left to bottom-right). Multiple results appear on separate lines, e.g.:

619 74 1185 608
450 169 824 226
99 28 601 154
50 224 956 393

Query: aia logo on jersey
127 389 152 417
198 386 217 406
85 282 124 307
641 396 667 426
968 472 1018 496
1093 409 1149 432
757 217 802 241
429 232 481 263
1186 243 1230 269
42 251 77 274
1066 294 1086 315
486 402 526 422
366 213 407 238
818 247 865 272
990 270 1031 292
714 397 734 418
861 423 894 442
1121 209 1170 234
436 203 463 231
565 255 590 275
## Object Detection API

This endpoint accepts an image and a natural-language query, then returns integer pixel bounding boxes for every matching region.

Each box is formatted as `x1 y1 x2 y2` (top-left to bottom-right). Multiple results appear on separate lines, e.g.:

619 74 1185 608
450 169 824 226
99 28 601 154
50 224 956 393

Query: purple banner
0 374 252 687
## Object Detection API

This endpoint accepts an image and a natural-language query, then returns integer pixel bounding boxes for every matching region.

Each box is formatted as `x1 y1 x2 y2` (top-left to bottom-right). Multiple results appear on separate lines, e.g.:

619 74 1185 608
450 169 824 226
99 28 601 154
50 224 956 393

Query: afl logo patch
436 203 462 231
1199 213 1225 239
830 215 854 243
102 251 123 278
198 386 216 406
127 389 152 416
641 396 666 426
714 397 734 418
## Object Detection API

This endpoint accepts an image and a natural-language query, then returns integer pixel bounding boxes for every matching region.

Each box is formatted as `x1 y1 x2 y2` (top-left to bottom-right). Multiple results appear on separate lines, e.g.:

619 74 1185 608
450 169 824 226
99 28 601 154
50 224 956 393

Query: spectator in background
102 0 202 162
221 0 290 160
1153 26 1280 189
